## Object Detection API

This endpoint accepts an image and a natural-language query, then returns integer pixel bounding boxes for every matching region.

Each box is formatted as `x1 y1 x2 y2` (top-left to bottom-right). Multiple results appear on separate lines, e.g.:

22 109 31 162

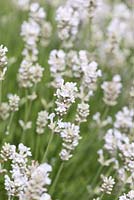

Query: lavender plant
0 0 134 200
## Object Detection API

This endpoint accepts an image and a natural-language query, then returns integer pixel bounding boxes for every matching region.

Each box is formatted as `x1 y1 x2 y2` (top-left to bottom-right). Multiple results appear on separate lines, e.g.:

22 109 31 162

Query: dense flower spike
0 102 10 120
0 44 8 80
119 190 134 200
8 94 20 112
76 102 90 123
56 5 80 42
56 121 81 160
36 110 48 134
114 107 134 131
101 74 122 106
55 80 78 115
0 143 52 199
19 163 52 200
100 175 115 194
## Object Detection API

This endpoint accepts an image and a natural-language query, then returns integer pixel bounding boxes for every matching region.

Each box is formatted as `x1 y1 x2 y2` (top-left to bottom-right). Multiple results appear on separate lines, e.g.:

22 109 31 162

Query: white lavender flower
48 49 66 78
119 142 134 172
59 149 72 161
1 143 52 199
114 107 134 131
29 3 46 23
21 19 40 48
82 61 102 90
19 120 32 131
40 21 52 47
56 5 80 41
19 163 52 200
36 110 48 134
76 102 90 123
100 175 115 194
119 190 134 200
104 128 128 154
18 60 33 88
57 121 81 160
55 80 78 115
0 102 10 120
101 74 122 106
0 143 16 161
8 94 20 112
93 112 112 128
18 60 44 88
0 44 8 80
29 63 44 84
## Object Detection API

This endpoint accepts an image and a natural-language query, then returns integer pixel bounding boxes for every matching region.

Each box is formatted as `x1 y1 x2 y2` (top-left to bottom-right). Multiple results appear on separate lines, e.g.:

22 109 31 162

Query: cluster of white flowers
100 175 115 194
18 2 52 88
99 103 134 194
48 50 102 101
119 190 134 200
48 49 66 85
98 2 133 68
8 94 20 112
101 74 122 106
36 110 48 134
0 44 8 80
0 102 10 120
19 163 52 200
114 107 134 132
82 61 102 91
18 60 44 88
56 5 79 41
76 102 90 123
55 80 78 116
57 121 81 160
119 142 134 172
0 143 52 200
93 112 112 128
104 128 128 154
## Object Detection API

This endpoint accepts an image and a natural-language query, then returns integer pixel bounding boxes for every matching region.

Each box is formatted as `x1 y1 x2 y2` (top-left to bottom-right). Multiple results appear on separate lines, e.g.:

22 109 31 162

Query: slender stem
6 112 14 135
42 131 54 162
24 89 29 123
100 193 104 200
91 165 103 187
0 80 2 103
49 162 64 196
115 183 125 200
35 135 41 159
20 89 29 143
102 106 109 121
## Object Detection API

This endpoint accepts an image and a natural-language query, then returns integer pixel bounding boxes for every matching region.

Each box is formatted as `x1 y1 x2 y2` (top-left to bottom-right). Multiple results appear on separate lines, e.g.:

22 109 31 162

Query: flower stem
49 162 64 196
91 165 103 187
100 193 104 200
35 135 41 159
42 131 54 162
0 80 2 103
6 112 14 135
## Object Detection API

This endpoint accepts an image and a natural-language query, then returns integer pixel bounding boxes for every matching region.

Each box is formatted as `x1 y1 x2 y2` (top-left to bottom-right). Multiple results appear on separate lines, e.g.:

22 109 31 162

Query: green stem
0 80 2 103
100 193 104 200
42 131 54 162
102 106 109 121
49 162 64 196
115 183 125 200
6 112 14 135
35 135 41 159
91 165 103 187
